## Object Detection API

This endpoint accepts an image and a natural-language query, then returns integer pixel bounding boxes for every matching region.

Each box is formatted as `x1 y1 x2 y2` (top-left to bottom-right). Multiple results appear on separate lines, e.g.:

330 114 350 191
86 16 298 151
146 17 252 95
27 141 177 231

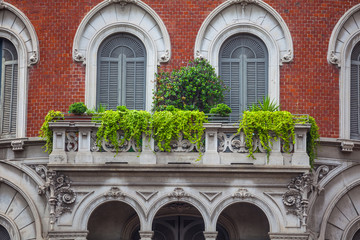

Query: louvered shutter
350 43 360 139
219 35 268 120
97 34 146 110
0 39 18 137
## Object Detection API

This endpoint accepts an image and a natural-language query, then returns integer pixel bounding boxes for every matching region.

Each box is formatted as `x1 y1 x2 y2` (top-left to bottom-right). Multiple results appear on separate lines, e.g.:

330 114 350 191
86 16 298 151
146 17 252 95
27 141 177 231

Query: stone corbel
281 49 293 63
159 49 170 63
28 51 39 66
168 188 189 200
11 140 24 151
104 187 126 199
232 188 254 199
38 170 76 230
73 49 86 64
109 0 138 9
341 141 354 152
230 0 259 9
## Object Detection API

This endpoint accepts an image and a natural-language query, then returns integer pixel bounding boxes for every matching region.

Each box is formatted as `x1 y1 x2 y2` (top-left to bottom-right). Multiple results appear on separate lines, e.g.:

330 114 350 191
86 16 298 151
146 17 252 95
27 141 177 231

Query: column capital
203 231 218 240
139 231 154 240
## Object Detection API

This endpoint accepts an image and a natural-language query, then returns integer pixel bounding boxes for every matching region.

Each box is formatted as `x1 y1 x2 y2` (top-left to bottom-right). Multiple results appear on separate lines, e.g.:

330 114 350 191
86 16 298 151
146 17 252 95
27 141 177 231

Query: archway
87 201 140 240
217 202 270 240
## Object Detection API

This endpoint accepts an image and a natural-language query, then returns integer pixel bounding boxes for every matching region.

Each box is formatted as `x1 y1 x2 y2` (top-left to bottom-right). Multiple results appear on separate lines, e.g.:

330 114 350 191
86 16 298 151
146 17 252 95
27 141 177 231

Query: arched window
351 42 360 139
219 34 268 118
0 225 10 240
0 39 18 137
97 34 146 110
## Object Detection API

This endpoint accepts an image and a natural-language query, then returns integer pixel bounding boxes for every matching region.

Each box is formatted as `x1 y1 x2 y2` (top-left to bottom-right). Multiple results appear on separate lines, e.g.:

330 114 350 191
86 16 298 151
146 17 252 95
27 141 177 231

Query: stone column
139 231 154 240
203 231 218 240
202 123 221 165
49 122 68 164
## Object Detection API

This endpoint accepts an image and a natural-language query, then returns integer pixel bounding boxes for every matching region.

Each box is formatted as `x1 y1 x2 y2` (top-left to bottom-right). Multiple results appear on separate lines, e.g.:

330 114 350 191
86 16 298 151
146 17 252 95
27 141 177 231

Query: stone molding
72 0 171 110
269 233 310 240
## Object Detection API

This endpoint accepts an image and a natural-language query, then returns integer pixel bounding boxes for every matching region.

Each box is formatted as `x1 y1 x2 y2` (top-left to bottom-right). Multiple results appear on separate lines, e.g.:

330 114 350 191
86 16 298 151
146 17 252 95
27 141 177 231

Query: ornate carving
230 0 259 9
154 132 203 153
233 188 254 199
90 131 100 152
11 140 24 151
0 0 6 9
28 51 38 66
329 50 339 65
97 131 138 152
218 131 249 153
38 171 76 230
166 202 192 212
341 141 354 152
73 49 85 63
195 50 204 60
66 132 78 152
281 49 293 63
168 188 189 200
29 164 48 180
312 165 330 194
159 49 170 62
109 0 138 8
282 173 312 226
104 187 126 199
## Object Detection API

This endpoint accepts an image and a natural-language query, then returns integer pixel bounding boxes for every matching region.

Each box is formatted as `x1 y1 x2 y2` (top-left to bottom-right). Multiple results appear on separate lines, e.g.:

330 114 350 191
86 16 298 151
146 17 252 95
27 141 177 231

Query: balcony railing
48 121 311 167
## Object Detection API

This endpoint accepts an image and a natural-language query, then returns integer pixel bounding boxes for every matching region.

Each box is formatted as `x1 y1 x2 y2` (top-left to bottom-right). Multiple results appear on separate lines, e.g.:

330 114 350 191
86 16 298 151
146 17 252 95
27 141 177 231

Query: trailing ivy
39 110 64 154
239 111 319 167
150 109 207 156
96 109 151 152
239 111 295 159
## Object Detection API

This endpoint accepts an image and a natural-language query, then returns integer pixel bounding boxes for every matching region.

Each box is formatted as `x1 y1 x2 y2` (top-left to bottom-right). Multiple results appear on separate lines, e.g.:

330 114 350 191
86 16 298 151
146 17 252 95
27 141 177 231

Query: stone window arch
0 1 39 138
73 0 171 111
328 4 360 140
194 0 293 106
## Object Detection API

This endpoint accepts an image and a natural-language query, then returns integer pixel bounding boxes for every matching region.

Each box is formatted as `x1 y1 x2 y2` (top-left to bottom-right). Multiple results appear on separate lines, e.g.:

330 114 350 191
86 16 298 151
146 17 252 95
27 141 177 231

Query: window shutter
0 39 18 137
97 34 146 110
220 35 268 120
350 62 360 139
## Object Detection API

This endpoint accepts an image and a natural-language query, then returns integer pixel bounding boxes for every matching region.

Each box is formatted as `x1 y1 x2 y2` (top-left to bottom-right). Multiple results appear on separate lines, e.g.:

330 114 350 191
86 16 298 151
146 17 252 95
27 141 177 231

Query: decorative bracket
281 49 294 63
104 187 126 199
341 141 354 152
38 170 76 230
109 0 138 9
230 0 259 9
11 140 24 151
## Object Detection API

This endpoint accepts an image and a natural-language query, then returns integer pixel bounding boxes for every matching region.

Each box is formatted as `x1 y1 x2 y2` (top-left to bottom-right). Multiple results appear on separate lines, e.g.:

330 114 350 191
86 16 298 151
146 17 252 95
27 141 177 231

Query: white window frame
194 0 294 105
72 0 171 111
0 2 39 138
327 4 360 139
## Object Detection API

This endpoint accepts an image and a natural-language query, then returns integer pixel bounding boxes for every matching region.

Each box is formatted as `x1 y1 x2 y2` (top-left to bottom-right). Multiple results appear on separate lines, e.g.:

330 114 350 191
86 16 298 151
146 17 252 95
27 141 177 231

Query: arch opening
87 201 140 240
217 202 270 240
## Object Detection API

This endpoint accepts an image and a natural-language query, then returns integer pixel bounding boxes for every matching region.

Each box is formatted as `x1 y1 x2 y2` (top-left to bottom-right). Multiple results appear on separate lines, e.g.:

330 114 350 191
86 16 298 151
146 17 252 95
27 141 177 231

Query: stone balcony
48 121 311 168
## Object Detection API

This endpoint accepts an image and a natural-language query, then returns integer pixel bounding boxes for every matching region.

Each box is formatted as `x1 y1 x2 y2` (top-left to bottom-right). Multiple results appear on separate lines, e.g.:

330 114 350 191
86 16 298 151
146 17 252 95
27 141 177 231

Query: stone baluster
75 122 96 164
202 123 221 165
268 132 283 165
292 124 311 166
140 133 156 164
49 122 68 164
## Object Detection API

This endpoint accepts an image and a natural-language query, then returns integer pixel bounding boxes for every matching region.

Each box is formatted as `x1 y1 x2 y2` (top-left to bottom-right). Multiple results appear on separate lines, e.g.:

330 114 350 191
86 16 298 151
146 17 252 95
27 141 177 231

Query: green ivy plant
39 110 64 154
238 110 319 167
96 108 151 152
150 109 207 156
153 58 227 113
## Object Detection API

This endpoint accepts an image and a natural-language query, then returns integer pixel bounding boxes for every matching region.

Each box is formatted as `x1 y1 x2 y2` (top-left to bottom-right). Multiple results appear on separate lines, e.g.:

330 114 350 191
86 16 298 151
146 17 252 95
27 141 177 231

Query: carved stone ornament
168 188 189 200
312 165 330 194
11 140 24 151
104 187 126 199
329 50 339 65
29 164 48 180
282 173 312 226
281 49 293 63
195 50 204 60
109 0 138 8
341 141 354 152
159 49 170 62
38 170 76 230
73 49 85 63
0 0 6 9
28 51 38 66
233 188 254 199
230 0 259 9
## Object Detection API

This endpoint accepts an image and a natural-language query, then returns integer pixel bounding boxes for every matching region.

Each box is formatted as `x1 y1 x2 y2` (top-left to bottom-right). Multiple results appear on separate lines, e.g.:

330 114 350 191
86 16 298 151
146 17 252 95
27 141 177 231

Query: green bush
210 103 232 117
153 58 227 113
69 102 87 115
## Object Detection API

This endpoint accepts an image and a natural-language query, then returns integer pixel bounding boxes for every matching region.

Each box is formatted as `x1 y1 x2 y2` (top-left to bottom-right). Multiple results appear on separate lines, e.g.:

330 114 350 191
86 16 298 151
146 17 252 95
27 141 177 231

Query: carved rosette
38 170 76 230
168 188 189 200
104 187 126 199
232 188 254 199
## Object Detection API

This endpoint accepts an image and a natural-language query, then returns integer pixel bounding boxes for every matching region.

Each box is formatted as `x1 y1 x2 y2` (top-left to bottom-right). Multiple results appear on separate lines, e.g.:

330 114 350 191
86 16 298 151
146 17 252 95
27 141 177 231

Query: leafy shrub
69 102 87 115
153 58 227 113
116 105 129 112
210 103 232 117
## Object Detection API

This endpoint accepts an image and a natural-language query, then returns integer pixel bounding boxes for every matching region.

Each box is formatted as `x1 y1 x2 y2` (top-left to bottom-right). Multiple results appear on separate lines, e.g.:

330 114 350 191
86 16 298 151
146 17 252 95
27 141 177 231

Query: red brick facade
6 0 360 137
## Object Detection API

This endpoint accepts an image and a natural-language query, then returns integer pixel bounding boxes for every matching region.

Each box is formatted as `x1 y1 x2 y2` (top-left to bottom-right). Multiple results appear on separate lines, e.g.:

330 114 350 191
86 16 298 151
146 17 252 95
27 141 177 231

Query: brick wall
6 0 359 137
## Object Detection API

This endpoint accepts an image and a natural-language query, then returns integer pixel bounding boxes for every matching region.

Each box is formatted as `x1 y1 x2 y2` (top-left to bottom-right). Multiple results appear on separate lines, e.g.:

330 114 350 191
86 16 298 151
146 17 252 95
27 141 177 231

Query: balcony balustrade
48 121 311 167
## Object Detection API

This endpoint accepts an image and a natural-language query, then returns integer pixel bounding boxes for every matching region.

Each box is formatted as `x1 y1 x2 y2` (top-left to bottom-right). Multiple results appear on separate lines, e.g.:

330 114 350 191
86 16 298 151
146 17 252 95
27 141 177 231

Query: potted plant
207 103 232 122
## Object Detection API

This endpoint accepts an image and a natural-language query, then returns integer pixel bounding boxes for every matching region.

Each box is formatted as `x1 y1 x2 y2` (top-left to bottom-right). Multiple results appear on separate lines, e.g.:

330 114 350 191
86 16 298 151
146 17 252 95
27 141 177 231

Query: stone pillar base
269 232 309 240
203 231 218 240
139 230 154 240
